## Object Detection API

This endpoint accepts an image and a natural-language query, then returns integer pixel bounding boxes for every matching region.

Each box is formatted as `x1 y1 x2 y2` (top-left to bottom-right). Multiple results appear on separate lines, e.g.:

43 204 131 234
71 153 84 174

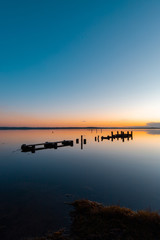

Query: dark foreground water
0 129 160 239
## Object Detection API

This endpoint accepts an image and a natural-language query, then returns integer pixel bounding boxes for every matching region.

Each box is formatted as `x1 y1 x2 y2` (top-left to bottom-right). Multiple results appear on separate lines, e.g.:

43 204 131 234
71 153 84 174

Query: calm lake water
0 129 160 239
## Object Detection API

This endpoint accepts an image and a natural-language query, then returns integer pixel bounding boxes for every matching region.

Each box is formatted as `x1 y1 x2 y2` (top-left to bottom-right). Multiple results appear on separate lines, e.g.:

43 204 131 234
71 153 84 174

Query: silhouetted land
0 127 160 130
30 199 160 240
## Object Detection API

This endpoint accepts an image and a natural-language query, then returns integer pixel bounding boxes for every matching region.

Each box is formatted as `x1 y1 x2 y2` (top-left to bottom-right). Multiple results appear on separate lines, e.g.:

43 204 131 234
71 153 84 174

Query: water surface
0 129 160 239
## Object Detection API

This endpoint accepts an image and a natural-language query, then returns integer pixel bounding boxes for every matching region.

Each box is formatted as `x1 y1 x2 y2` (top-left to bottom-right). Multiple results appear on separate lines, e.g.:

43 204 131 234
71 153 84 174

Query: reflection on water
0 129 160 240
147 129 160 135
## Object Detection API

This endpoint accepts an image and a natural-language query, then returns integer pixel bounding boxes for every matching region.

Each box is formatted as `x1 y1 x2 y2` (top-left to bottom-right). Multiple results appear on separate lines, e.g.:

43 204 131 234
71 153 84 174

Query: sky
0 0 160 127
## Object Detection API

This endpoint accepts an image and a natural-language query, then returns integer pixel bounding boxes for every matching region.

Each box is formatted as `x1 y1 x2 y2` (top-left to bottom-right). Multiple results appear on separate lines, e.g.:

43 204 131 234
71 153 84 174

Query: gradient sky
0 0 160 127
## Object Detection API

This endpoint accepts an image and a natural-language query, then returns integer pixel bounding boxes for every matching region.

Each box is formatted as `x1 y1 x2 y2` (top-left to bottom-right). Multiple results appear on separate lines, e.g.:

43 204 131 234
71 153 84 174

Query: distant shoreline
0 127 160 130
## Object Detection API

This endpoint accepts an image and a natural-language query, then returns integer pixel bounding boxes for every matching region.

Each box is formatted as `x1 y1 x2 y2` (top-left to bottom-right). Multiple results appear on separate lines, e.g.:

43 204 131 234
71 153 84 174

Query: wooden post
131 131 133 140
31 145 35 153
81 135 83 150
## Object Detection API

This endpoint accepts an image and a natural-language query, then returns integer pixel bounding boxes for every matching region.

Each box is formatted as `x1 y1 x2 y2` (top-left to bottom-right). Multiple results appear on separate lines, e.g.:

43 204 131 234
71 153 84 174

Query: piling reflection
21 131 133 153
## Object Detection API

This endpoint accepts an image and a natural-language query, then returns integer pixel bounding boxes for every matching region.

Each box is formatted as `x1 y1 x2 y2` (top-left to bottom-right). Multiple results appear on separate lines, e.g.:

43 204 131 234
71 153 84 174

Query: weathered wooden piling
81 135 83 150
131 131 133 140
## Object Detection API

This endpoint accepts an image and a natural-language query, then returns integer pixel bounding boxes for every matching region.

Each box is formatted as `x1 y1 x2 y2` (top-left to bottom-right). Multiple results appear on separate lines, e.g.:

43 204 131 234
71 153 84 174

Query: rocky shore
31 199 160 240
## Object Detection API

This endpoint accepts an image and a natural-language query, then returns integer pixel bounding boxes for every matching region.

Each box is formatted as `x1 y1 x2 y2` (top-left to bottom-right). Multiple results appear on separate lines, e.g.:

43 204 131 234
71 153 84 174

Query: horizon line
0 126 160 130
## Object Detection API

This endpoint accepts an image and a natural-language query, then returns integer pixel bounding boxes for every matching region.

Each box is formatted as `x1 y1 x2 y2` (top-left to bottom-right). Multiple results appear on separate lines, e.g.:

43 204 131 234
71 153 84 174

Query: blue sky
0 0 160 126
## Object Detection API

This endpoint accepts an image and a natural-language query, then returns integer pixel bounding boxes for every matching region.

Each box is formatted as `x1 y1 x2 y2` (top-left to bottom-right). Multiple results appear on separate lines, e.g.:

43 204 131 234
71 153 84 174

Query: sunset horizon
0 119 160 128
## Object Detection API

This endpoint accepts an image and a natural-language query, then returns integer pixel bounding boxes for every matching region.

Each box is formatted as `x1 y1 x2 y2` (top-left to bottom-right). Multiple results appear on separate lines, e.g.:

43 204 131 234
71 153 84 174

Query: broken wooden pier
21 140 74 153
101 131 133 142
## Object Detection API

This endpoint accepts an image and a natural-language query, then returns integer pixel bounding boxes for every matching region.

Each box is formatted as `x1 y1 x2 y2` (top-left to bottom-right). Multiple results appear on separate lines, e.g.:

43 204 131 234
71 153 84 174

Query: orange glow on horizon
0 117 147 128
0 110 157 128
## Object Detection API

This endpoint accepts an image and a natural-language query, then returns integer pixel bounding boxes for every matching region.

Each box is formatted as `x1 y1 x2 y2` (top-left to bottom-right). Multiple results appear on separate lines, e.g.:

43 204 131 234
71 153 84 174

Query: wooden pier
101 131 133 142
21 140 74 153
